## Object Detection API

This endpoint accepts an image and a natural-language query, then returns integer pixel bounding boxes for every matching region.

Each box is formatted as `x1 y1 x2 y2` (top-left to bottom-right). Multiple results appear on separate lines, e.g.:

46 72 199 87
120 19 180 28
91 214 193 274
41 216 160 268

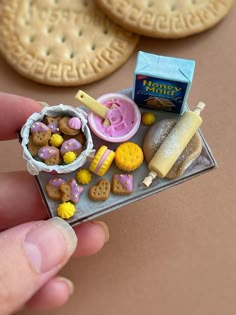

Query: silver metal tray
36 88 217 226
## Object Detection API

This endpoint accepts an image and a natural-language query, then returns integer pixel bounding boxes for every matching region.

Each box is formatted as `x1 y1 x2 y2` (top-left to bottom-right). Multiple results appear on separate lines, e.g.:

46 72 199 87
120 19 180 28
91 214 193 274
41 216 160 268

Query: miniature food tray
36 88 217 226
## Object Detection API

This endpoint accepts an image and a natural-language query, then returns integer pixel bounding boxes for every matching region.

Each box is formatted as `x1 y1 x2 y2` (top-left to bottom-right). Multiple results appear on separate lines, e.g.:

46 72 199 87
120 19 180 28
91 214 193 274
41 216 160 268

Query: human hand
0 93 109 315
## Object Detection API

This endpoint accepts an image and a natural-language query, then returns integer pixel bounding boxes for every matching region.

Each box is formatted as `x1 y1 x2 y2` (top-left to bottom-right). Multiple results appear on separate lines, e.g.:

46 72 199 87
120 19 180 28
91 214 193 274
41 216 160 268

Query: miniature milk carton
132 51 195 114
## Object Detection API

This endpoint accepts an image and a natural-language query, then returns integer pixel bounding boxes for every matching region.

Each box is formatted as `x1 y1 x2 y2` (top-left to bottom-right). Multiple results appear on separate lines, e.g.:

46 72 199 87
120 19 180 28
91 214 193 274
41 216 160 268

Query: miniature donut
142 118 202 179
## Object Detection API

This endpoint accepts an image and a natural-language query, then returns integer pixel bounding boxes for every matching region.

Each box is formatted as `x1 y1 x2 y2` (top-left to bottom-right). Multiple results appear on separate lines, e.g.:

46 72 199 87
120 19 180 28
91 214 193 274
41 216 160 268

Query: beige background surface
0 3 235 315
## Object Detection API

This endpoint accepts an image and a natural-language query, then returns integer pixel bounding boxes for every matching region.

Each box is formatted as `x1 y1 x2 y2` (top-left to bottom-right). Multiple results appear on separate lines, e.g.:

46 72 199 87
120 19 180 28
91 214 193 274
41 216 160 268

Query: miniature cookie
59 116 81 136
30 122 51 146
59 183 71 203
95 0 234 38
114 142 143 172
51 178 84 203
89 145 115 176
60 139 83 157
27 135 45 157
38 146 61 165
57 202 76 219
142 118 202 179
0 0 139 86
112 174 133 195
88 179 111 201
63 131 86 145
45 115 61 133
46 177 67 201
68 179 84 204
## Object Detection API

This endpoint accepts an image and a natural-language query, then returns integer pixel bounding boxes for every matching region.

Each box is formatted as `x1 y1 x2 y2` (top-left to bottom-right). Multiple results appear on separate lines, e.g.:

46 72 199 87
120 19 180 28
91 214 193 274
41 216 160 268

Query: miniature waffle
95 0 234 38
0 0 139 86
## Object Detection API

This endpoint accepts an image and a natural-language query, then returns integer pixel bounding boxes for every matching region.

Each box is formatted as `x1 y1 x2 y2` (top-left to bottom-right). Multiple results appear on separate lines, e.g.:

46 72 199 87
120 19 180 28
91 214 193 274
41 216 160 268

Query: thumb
0 217 77 315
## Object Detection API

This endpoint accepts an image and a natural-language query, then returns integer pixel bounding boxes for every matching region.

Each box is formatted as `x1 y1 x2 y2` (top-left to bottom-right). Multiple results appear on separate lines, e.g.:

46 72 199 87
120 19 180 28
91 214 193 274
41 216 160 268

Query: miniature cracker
0 0 139 86
95 0 234 38
115 142 144 172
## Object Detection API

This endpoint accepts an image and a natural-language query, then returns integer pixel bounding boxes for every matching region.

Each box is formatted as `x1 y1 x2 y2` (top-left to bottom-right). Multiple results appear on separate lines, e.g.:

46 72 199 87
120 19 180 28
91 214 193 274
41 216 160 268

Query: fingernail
24 218 77 273
57 277 74 296
92 221 110 243
38 101 48 108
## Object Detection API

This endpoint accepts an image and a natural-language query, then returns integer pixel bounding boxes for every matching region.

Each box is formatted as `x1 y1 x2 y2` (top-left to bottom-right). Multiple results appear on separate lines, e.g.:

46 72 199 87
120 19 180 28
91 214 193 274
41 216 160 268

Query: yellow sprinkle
141 112 156 126
49 134 64 147
63 151 76 164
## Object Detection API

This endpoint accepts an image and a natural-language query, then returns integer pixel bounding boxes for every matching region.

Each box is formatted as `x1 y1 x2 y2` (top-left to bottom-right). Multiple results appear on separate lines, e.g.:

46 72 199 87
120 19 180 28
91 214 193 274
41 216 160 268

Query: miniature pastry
57 202 76 219
49 134 64 147
89 145 115 176
112 174 133 195
76 169 92 185
30 122 51 145
59 116 80 135
59 182 71 203
114 142 143 172
141 112 156 126
88 179 111 201
68 117 82 130
142 102 205 186
63 151 77 164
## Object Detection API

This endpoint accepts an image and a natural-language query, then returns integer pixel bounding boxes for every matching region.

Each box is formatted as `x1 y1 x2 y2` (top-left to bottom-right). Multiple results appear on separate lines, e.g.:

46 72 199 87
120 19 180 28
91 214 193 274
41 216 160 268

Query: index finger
0 92 42 140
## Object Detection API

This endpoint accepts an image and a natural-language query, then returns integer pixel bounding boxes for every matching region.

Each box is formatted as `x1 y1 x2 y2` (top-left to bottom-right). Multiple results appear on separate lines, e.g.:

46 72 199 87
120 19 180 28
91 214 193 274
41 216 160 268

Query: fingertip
73 221 109 257
26 276 74 311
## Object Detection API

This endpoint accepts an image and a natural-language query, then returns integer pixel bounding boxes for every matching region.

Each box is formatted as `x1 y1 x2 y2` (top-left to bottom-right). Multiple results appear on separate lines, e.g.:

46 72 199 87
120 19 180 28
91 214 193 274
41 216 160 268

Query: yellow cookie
115 142 143 172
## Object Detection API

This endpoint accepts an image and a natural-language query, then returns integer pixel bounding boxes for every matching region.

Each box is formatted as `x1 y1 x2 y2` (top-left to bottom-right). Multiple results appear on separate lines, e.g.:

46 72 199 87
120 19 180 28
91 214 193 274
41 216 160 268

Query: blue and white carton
132 51 195 114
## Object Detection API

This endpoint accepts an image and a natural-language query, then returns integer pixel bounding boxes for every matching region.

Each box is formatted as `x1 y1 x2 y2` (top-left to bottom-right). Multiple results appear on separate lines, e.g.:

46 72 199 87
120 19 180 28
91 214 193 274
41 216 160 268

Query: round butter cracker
0 0 139 86
95 0 234 38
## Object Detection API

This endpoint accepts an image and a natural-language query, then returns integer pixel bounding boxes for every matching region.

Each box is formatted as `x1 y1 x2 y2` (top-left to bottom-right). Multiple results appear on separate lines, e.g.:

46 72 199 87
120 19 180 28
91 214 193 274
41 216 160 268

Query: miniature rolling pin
142 102 206 187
